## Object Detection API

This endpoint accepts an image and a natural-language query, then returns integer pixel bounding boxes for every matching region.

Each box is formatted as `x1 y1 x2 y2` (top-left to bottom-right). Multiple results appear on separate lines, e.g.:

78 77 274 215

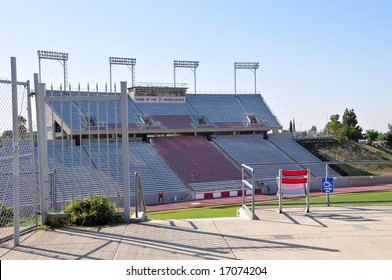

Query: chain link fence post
121 81 130 223
35 78 49 225
1 59 38 244
11 57 20 245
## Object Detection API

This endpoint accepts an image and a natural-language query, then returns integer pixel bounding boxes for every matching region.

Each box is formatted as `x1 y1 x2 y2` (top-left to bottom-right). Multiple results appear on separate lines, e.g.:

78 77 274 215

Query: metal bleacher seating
268 133 341 177
186 94 282 129
148 115 196 129
150 136 242 191
0 142 36 210
78 93 142 128
187 95 247 127
49 99 84 130
42 90 341 201
47 91 282 133
135 101 197 116
47 91 143 130
134 101 199 129
47 144 102 202
213 135 302 180
84 141 187 197
237 95 281 128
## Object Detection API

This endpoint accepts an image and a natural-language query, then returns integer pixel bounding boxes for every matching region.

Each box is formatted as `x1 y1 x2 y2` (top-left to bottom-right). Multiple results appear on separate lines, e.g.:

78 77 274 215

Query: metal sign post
322 177 334 206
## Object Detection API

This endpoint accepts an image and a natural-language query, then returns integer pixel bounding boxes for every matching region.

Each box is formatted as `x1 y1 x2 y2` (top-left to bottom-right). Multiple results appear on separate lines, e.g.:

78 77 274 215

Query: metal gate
34 79 131 224
0 58 39 244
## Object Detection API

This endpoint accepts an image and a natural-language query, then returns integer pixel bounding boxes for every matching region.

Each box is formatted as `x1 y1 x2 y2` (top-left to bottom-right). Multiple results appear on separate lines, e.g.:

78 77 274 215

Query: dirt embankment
298 138 392 176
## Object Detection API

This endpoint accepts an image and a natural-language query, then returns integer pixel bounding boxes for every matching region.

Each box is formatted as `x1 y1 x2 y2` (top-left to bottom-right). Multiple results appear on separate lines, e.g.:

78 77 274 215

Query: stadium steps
81 145 112 197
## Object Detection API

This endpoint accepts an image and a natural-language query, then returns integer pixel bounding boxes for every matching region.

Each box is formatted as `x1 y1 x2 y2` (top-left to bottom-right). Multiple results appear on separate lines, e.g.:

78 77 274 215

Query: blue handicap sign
322 177 334 193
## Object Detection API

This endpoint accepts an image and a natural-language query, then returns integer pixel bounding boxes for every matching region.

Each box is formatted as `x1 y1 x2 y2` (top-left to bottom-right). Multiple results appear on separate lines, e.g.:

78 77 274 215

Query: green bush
64 196 115 226
0 203 13 227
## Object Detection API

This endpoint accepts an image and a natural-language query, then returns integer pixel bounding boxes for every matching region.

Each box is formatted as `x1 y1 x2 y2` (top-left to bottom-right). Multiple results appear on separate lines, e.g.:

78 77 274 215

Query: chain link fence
39 82 131 222
0 78 38 243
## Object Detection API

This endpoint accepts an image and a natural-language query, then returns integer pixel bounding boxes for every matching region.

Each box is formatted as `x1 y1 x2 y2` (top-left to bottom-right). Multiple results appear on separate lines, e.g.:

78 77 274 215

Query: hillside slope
297 138 392 176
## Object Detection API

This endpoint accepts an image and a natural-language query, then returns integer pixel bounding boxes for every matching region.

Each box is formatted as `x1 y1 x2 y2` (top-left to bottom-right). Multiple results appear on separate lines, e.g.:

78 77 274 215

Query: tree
18 115 28 138
386 133 392 147
365 130 379 145
0 115 28 140
342 109 358 127
18 115 26 124
327 114 342 137
341 125 362 141
2 130 13 139
341 108 362 141
330 114 340 122
292 118 296 132
385 123 392 147
289 120 293 132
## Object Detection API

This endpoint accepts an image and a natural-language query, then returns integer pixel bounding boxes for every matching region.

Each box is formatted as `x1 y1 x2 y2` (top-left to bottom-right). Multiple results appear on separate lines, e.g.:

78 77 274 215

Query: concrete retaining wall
311 175 392 190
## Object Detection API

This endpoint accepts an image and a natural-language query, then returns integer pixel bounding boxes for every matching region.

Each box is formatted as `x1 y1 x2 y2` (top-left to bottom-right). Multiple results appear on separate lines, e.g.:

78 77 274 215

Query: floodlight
37 50 69 86
109 57 137 91
234 61 260 95
174 60 199 68
109 57 136 66
37 50 68 61
173 60 199 94
234 62 259 70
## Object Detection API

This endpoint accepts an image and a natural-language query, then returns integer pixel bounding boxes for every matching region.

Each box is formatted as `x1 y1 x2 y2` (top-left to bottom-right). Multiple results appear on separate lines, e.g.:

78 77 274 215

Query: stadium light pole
174 60 199 94
109 57 136 92
37 50 69 92
234 62 259 95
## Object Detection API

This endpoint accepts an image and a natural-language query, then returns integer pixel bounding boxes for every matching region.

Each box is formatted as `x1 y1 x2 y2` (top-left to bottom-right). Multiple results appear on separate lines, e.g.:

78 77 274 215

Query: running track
146 184 392 212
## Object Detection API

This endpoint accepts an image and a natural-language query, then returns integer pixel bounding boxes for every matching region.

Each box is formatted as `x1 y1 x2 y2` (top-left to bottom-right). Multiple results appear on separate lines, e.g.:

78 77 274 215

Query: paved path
1 205 392 260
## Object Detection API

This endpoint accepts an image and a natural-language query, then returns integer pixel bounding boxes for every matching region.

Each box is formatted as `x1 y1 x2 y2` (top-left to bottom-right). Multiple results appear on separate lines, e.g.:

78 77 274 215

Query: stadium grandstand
35 83 341 206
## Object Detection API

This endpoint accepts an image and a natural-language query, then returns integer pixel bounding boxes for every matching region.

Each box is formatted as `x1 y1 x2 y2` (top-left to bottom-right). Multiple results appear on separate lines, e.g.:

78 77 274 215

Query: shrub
64 196 115 226
0 203 13 227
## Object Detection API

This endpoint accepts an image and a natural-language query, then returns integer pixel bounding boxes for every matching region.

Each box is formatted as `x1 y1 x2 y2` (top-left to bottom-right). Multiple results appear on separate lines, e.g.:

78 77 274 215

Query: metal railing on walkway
241 160 392 220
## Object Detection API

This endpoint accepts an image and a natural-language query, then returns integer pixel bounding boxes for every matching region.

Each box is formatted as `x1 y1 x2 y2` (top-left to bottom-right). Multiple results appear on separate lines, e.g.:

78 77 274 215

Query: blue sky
1 0 391 132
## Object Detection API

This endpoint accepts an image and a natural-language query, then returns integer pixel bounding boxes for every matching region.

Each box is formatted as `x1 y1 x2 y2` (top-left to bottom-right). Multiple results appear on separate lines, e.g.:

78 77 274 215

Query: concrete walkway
1 205 392 260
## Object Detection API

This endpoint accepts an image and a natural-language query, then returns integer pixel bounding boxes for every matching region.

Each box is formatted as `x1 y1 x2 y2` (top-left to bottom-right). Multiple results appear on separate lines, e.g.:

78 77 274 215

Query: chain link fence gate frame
35 79 131 224
0 58 39 245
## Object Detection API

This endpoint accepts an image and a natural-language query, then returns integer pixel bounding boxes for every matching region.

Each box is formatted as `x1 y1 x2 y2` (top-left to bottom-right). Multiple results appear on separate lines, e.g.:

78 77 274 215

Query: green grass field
147 190 392 220
147 204 238 220
296 189 392 204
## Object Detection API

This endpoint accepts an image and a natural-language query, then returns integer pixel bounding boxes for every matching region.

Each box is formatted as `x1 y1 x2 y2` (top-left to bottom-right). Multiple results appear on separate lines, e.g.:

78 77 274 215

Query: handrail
241 160 392 220
241 164 256 220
